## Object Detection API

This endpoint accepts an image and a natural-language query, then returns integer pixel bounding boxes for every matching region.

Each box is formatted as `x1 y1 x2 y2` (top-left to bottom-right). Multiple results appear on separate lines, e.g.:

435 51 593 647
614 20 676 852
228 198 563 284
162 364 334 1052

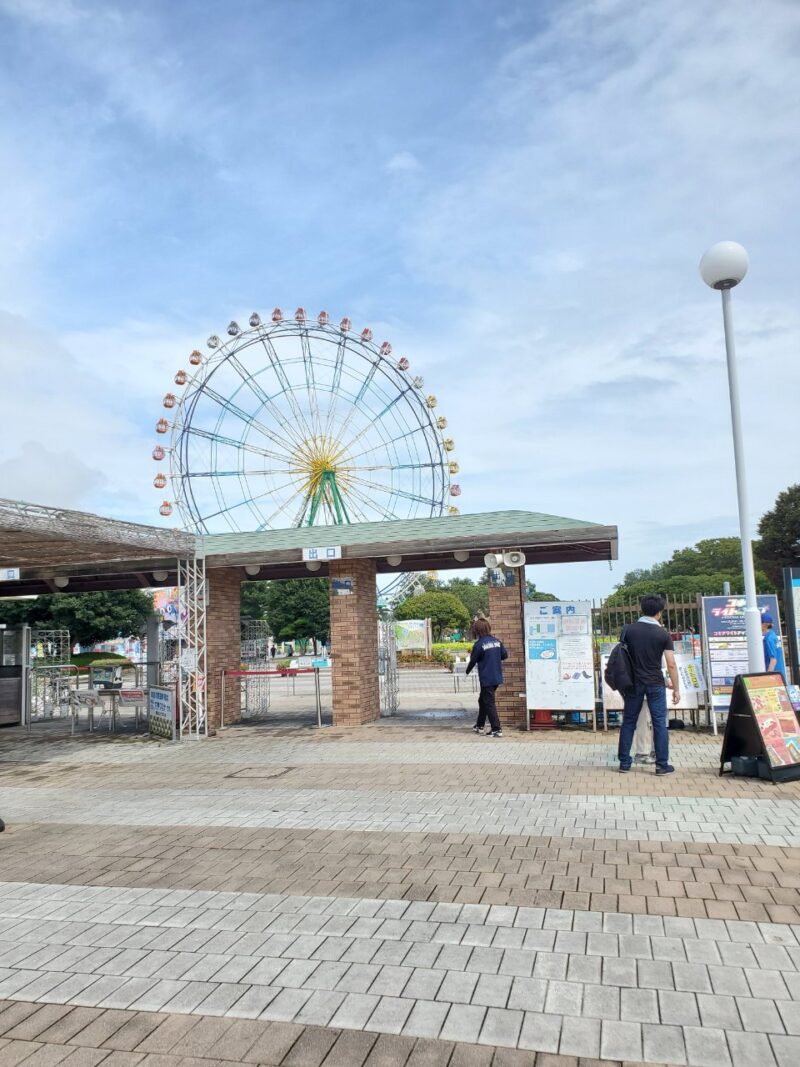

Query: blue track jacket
466 635 508 687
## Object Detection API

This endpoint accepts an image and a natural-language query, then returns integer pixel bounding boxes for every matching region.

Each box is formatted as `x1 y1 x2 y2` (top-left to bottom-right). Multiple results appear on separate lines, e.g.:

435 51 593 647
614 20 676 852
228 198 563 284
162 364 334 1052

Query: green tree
0 590 154 647
607 535 773 605
441 577 489 618
241 580 270 621
264 578 329 648
526 580 558 601
757 484 800 587
395 590 469 641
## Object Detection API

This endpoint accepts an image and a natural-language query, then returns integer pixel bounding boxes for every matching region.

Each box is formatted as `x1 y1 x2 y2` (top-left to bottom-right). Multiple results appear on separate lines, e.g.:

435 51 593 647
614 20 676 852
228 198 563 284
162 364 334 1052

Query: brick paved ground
1 716 799 1066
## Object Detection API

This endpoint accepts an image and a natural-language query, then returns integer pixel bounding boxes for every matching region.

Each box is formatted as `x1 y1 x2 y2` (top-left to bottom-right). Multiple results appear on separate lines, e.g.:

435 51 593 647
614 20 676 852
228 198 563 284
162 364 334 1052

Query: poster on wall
720 673 800 782
702 594 781 713
524 601 594 711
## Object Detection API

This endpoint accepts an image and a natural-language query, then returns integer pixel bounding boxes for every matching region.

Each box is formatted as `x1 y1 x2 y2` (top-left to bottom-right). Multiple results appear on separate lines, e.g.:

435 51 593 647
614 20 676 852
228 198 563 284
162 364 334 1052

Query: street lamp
699 240 765 672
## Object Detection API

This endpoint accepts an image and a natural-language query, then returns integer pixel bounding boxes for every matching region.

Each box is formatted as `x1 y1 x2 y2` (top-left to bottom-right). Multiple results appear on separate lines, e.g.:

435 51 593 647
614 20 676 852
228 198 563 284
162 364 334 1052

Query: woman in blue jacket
466 617 508 737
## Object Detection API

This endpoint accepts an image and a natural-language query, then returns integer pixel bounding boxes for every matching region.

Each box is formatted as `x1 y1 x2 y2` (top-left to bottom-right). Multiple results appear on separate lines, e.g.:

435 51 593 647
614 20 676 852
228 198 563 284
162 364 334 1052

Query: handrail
220 667 323 729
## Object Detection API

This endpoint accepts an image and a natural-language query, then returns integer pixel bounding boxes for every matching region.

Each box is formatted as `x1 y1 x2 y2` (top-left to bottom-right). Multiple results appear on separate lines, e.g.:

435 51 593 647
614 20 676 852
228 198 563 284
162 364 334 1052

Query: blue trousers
618 684 670 770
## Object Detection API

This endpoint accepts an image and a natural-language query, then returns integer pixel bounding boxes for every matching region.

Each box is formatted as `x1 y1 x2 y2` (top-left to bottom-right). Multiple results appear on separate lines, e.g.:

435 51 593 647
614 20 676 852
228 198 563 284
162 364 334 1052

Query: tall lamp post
699 241 765 672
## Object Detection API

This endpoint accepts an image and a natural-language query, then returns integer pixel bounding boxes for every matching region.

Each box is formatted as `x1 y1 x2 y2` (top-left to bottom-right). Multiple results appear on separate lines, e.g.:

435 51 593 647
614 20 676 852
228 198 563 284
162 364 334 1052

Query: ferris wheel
152 309 461 551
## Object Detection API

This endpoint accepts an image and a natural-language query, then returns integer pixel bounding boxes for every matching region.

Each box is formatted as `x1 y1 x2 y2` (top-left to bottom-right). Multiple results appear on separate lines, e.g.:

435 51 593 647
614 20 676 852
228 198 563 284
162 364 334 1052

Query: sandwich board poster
719 673 800 782
524 601 593 711
702 595 781 713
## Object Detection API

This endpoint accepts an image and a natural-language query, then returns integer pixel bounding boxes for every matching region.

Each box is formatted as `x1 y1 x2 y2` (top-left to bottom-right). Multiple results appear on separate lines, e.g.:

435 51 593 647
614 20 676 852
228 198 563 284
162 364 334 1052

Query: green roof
198 509 604 559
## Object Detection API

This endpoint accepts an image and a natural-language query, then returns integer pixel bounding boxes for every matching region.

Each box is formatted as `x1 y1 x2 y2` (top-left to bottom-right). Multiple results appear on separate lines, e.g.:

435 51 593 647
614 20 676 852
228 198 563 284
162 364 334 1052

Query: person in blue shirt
466 617 508 737
762 614 786 680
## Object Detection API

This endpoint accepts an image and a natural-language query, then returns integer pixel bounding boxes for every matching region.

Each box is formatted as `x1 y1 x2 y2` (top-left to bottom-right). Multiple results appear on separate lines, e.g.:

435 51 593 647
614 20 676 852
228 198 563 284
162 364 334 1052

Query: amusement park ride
152 308 461 604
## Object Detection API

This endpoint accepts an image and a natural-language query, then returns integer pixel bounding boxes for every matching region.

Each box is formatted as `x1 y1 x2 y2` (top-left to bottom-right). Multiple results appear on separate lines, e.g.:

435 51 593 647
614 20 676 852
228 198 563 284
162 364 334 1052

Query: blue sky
1 0 799 598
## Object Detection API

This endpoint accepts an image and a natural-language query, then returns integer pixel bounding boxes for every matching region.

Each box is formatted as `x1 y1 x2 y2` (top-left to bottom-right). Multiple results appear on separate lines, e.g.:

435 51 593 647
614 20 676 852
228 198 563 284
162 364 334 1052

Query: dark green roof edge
198 509 605 558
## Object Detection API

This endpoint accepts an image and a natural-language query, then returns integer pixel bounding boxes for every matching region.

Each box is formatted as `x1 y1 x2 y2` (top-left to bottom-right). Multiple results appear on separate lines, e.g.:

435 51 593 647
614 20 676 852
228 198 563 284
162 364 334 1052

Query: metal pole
220 670 225 730
720 287 764 672
314 668 322 728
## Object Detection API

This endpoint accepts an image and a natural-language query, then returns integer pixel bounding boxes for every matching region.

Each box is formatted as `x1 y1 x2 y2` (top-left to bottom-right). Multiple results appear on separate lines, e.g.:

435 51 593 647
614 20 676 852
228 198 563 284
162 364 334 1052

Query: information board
783 568 800 686
719 673 800 782
524 601 594 711
702 595 781 712
148 686 176 740
393 619 430 653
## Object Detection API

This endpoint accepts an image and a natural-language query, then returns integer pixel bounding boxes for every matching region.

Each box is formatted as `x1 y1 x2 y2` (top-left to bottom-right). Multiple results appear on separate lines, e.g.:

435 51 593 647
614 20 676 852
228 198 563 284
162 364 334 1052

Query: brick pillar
329 558 380 727
206 567 241 731
488 567 527 730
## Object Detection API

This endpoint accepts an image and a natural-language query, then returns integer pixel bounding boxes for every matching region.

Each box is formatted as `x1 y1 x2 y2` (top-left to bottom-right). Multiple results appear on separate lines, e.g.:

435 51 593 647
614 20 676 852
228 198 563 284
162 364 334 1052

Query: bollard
314 668 322 728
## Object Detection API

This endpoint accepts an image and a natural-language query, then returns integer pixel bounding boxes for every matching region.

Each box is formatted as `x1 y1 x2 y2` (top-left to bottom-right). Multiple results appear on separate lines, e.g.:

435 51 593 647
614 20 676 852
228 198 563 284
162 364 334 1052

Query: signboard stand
783 567 800 686
702 594 782 734
524 601 595 728
719 673 800 783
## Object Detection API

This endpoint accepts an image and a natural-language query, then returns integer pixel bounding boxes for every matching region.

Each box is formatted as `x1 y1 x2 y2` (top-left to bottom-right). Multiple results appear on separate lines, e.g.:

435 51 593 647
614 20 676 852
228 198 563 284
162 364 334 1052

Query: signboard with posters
148 686 176 740
782 568 800 686
600 652 704 715
720 673 800 782
701 595 781 713
393 619 431 653
524 601 594 711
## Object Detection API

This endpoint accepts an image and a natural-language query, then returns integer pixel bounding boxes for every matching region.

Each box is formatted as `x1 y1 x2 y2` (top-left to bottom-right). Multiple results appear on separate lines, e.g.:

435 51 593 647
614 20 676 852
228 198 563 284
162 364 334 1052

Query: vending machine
0 625 31 726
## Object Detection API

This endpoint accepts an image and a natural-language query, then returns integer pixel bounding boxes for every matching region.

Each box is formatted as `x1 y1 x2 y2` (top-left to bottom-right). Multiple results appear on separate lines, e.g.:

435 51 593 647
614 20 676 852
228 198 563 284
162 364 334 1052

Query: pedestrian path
1 722 799 1066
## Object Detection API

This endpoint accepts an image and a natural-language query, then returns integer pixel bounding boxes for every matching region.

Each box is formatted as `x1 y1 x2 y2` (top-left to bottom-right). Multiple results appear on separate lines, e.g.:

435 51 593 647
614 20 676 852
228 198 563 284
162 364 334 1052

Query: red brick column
329 558 380 727
488 567 528 730
206 567 242 731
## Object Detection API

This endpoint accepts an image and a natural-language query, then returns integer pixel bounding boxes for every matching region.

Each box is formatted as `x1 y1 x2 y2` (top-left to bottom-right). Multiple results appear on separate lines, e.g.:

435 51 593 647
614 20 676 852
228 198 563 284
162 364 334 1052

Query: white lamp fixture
306 560 322 572
53 576 69 589
244 565 260 577
386 554 403 567
699 240 749 290
453 550 470 563
152 570 169 582
699 240 763 672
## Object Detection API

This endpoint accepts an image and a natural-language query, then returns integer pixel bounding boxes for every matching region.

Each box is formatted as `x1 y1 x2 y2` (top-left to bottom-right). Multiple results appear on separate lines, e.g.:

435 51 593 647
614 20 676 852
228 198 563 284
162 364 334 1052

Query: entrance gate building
0 498 617 733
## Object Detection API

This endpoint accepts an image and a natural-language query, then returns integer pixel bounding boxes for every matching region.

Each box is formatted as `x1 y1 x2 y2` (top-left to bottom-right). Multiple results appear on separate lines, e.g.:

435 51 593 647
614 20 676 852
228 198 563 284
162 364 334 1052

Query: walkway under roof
0 497 617 597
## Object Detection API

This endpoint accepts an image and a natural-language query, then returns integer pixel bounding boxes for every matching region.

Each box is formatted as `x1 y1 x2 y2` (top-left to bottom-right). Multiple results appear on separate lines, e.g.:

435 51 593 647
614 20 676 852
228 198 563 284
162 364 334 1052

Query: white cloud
385 151 422 174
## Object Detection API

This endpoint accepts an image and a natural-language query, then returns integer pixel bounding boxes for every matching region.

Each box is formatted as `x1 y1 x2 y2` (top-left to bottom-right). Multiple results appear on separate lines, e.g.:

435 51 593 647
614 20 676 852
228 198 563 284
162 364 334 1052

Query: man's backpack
604 629 634 694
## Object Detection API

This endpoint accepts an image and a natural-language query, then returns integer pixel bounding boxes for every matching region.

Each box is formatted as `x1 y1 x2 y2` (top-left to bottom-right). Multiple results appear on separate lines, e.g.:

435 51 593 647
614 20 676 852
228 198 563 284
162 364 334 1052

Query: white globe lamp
699 241 749 290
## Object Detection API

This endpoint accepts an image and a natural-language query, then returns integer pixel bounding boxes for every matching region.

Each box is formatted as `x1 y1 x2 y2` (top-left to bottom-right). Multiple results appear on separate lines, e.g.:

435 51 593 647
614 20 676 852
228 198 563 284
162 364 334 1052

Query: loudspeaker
483 552 502 568
503 550 526 568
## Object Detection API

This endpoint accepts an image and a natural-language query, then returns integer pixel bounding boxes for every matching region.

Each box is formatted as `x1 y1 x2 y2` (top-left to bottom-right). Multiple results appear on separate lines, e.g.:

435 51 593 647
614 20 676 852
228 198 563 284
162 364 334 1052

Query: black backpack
604 628 635 694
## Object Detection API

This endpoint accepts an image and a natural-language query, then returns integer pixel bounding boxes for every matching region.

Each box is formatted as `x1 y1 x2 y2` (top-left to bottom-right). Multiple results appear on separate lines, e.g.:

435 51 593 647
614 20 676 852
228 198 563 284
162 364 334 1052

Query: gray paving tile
683 1025 732 1067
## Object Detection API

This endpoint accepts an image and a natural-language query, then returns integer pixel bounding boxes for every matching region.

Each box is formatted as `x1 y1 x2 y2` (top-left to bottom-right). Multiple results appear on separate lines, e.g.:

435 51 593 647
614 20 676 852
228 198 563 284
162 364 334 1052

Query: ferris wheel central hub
291 435 352 526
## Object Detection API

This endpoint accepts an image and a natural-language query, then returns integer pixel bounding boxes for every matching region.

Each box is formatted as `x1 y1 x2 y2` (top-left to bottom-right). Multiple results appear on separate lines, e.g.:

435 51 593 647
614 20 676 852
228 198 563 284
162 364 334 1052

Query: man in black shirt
618 594 680 775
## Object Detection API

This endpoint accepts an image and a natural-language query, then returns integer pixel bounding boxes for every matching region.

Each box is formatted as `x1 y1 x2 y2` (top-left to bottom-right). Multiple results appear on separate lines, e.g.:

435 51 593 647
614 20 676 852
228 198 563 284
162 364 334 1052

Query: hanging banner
524 601 594 711
702 595 781 713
